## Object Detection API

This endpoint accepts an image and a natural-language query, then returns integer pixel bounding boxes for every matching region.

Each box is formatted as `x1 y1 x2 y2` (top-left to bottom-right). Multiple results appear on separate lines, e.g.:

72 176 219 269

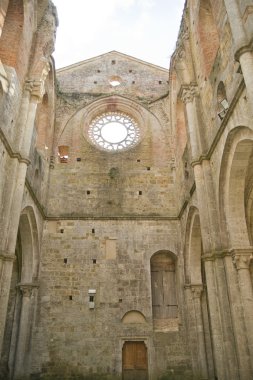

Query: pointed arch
219 126 253 248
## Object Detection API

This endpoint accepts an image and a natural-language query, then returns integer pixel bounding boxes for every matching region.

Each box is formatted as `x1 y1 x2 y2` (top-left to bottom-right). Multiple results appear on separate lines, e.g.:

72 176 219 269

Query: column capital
179 83 198 104
190 284 204 298
17 283 39 298
231 248 253 270
25 79 46 103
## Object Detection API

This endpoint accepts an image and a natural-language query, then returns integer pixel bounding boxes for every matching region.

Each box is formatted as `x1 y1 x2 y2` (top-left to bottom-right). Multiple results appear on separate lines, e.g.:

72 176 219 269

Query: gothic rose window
88 112 140 152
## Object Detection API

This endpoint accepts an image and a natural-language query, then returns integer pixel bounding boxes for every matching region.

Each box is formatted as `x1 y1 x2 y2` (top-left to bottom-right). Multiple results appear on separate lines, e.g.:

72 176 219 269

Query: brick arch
198 0 219 77
219 126 253 248
0 0 24 78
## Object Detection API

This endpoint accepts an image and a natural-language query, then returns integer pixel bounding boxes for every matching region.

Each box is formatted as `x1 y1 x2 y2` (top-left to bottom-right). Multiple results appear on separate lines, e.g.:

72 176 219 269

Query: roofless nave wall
0 1 253 379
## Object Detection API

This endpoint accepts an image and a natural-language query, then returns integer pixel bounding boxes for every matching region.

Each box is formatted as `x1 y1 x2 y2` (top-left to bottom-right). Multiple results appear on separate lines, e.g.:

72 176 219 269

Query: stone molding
202 250 231 262
0 252 16 262
179 83 198 104
234 38 253 62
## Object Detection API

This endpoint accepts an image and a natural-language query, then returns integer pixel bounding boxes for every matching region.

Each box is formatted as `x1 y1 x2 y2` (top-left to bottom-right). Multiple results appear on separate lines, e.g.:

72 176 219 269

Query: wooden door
122 341 148 380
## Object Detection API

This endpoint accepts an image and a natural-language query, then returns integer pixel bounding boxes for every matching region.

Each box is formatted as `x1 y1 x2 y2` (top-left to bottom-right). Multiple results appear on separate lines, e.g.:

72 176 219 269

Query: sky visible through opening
52 0 185 69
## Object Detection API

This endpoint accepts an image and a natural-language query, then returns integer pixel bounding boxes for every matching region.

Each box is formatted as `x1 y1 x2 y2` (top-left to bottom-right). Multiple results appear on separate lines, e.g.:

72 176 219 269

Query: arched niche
219 127 253 248
184 207 203 284
122 310 146 324
198 0 219 77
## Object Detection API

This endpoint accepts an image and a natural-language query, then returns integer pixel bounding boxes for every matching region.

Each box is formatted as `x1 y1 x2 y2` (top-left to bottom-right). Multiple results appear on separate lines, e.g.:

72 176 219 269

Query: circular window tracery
87 112 141 152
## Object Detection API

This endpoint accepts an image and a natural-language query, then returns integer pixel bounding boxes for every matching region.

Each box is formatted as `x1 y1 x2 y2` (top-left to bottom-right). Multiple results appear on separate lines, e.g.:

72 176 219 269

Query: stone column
232 249 253 364
191 284 209 380
223 253 253 379
223 0 253 112
0 79 45 359
13 283 39 380
179 84 200 159
202 256 228 380
0 253 16 352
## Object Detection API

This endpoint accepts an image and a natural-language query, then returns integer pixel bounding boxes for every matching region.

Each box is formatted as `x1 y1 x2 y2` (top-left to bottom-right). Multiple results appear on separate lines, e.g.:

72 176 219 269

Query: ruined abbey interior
1 0 253 379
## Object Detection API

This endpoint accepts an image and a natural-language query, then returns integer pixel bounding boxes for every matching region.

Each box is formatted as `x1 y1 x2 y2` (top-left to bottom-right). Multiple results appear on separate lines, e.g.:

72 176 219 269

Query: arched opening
189 213 203 284
35 62 55 157
217 81 229 120
219 128 253 247
150 251 178 331
0 0 24 79
176 97 187 157
198 0 219 77
0 207 39 379
184 208 215 379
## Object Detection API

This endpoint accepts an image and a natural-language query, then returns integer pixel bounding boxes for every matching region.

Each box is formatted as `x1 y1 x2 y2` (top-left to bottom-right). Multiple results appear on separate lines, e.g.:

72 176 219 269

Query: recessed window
58 146 69 163
87 112 141 152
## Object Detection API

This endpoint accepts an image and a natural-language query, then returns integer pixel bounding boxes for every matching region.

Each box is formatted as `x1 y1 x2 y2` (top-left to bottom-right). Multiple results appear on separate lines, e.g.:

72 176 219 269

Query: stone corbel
179 83 198 104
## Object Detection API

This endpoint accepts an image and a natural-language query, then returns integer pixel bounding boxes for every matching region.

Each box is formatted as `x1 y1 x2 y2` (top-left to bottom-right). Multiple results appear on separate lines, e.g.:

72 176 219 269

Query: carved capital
179 84 198 104
190 284 204 299
231 248 253 270
18 283 39 298
25 60 50 102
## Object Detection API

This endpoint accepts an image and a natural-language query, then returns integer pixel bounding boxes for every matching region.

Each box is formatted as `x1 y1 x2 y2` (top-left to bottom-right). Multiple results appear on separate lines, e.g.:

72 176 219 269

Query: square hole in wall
111 60 116 64
92 259 97 264
92 228 95 234
87 190 91 195
139 191 142 195
69 295 72 300
76 157 81 162
60 229 64 233
147 167 151 171
64 258 68 264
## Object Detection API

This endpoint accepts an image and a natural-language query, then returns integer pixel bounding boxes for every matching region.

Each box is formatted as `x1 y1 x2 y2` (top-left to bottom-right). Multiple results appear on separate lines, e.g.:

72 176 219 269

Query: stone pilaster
13 283 39 380
190 284 209 380
232 248 253 365
0 253 16 355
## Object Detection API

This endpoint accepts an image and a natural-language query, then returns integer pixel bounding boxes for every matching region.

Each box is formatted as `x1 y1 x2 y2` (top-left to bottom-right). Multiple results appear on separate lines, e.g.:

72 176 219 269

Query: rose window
88 112 141 152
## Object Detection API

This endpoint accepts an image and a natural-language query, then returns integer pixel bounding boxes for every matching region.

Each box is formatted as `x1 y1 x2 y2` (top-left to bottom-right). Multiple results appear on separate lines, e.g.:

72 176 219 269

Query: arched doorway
0 207 39 380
